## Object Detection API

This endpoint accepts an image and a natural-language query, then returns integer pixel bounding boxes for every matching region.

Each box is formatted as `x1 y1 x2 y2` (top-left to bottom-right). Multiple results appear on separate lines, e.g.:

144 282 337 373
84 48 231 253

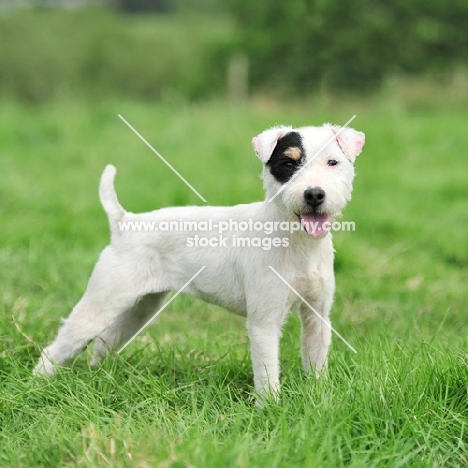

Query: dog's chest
288 268 324 304
285 241 333 304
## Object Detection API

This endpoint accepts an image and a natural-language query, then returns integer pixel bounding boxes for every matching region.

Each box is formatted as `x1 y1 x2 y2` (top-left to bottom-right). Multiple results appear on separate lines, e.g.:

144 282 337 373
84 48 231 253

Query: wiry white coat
34 123 364 402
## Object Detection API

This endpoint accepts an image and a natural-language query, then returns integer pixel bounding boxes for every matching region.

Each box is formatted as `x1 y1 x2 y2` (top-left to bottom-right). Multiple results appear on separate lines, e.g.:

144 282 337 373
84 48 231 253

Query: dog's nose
304 187 325 208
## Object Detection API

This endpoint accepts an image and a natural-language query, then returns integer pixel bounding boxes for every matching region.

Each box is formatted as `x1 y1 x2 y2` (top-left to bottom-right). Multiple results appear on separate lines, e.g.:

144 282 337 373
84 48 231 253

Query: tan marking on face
284 146 302 161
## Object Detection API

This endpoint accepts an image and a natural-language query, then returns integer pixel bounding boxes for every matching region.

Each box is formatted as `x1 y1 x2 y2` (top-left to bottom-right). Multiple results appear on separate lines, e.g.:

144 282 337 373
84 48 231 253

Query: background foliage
228 0 468 92
1 0 468 102
0 6 235 103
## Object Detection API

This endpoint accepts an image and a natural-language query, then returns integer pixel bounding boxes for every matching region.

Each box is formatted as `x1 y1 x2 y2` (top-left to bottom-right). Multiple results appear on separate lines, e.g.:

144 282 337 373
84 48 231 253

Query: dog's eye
282 161 295 168
327 159 338 167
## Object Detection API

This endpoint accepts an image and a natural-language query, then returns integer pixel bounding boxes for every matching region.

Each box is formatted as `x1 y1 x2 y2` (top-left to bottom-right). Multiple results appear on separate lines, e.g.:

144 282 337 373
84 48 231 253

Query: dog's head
252 124 365 237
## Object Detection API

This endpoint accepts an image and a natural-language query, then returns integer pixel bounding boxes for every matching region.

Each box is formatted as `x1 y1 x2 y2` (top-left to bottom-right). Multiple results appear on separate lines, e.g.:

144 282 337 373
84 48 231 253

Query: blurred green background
1 0 468 103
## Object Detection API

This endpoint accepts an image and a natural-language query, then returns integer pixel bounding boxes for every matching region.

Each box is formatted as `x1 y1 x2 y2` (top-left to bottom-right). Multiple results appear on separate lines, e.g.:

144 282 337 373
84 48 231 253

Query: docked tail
99 164 125 224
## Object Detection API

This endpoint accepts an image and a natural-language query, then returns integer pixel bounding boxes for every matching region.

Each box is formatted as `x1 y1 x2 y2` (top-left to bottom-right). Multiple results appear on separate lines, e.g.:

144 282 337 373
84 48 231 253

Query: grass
0 99 467 467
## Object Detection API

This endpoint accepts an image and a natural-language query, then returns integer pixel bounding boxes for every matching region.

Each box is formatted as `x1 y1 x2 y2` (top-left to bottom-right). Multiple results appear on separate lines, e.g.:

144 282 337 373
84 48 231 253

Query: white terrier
34 123 365 401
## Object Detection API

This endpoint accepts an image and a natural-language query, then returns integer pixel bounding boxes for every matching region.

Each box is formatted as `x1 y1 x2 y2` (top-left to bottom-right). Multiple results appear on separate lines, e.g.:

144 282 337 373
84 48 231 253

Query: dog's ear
252 126 293 163
329 125 365 162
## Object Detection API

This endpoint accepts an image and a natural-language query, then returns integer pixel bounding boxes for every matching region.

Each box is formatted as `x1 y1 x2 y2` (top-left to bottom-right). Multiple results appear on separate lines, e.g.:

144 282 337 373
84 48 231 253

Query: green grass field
0 100 467 467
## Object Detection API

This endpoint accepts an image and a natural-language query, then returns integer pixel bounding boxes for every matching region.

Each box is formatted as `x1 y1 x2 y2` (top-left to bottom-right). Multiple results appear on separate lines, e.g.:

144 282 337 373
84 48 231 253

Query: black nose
304 187 325 208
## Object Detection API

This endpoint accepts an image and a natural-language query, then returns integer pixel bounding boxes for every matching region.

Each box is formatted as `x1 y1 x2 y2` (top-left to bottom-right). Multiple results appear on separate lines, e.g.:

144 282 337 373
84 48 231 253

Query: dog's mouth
296 212 330 237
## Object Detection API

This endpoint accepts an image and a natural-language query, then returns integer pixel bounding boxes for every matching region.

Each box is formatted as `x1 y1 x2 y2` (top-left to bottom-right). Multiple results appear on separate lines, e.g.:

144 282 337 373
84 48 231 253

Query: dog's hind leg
33 247 150 376
33 286 145 376
91 291 170 365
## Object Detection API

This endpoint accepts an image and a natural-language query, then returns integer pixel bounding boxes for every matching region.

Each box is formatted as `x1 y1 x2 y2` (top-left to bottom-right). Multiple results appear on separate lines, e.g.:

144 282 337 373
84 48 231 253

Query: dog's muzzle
299 187 329 237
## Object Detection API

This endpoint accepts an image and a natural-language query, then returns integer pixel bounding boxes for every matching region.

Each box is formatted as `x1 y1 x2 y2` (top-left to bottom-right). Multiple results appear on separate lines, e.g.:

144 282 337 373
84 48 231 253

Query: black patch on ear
266 131 305 184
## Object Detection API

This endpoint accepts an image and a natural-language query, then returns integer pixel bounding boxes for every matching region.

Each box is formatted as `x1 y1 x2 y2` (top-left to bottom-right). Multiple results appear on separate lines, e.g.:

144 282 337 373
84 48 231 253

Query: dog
34 123 365 402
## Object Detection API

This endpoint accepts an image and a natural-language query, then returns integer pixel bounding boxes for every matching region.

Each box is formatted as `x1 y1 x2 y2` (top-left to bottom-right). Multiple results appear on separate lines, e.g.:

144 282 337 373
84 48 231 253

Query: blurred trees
0 7 234 102
113 0 172 13
0 0 467 102
228 0 468 92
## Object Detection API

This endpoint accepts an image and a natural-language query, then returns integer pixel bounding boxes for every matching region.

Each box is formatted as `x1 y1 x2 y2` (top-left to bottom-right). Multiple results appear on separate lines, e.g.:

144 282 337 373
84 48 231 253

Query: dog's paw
253 384 280 407
32 354 57 377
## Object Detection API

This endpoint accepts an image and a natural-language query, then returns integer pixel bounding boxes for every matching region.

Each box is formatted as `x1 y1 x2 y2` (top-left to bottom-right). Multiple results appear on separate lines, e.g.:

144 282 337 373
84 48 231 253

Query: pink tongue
301 213 329 237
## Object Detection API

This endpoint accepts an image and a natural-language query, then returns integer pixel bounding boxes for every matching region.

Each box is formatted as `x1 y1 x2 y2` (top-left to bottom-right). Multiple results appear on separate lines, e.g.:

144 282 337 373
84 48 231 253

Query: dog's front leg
299 300 332 378
246 318 281 402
